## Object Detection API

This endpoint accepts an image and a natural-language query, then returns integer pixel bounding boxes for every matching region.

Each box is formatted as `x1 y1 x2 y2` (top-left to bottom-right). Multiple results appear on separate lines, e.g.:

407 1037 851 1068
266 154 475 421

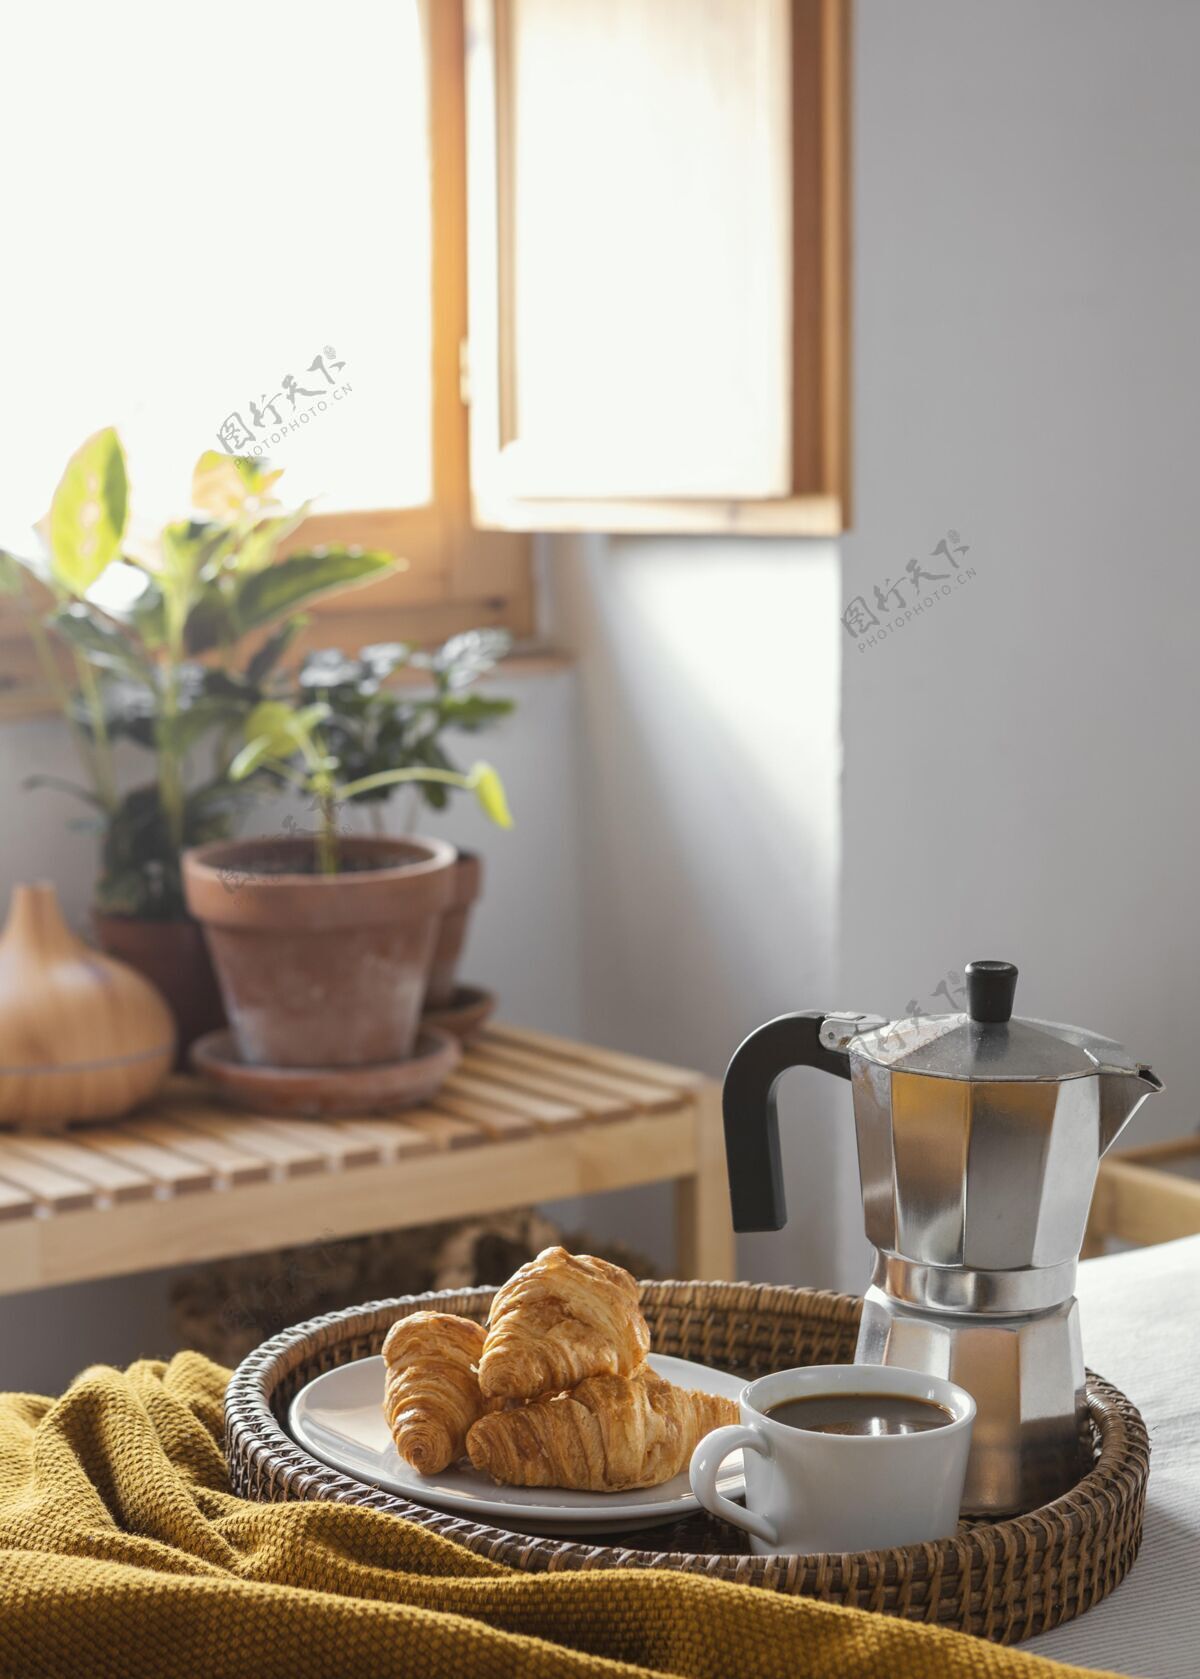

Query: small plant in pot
1 432 399 1057
182 698 511 1112
286 628 515 1024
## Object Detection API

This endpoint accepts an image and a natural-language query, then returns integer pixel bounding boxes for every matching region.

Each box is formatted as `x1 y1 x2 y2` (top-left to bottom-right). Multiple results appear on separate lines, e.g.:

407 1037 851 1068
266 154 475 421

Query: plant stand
0 1026 733 1295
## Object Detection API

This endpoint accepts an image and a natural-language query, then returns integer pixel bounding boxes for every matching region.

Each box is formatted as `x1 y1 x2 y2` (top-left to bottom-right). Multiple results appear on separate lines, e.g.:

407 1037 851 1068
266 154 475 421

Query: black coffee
764 1392 954 1437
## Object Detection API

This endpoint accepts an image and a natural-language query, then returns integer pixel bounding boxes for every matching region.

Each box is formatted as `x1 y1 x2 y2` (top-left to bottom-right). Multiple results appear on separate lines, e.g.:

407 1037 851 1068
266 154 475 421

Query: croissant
382 1311 488 1475
478 1246 650 1402
467 1366 737 1492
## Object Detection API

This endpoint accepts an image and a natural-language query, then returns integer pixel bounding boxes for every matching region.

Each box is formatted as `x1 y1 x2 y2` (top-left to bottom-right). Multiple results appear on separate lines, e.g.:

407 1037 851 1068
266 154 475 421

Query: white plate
288 1351 745 1536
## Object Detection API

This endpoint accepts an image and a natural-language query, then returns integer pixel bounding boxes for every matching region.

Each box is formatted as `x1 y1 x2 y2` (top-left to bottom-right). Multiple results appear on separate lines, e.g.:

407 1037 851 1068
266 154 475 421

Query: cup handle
689 1424 778 1547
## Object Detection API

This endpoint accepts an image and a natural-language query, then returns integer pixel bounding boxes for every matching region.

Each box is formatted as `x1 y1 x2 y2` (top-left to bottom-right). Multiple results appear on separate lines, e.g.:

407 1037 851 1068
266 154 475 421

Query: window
465 0 851 535
0 1 434 523
0 0 848 715
0 0 536 719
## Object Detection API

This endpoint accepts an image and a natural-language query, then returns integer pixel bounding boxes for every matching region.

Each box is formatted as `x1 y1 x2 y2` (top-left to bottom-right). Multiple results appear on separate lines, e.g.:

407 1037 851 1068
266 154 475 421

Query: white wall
549 536 849 1288
841 0 1200 1150
543 0 1200 1293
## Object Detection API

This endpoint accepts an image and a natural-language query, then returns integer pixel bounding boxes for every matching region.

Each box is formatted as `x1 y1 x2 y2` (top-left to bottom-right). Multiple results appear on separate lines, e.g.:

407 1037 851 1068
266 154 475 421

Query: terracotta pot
425 851 483 1011
182 835 457 1068
93 911 226 1068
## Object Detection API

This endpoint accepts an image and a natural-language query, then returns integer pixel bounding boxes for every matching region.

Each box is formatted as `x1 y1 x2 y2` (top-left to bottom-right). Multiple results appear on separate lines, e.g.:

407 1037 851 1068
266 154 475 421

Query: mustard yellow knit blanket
0 1353 1122 1679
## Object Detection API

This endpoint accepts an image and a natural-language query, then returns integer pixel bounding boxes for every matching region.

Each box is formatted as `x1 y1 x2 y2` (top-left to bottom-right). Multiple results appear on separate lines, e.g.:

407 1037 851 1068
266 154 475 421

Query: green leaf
48 429 128 595
49 602 154 682
192 451 284 520
295 701 332 733
359 641 411 680
242 700 301 754
228 731 282 782
162 520 235 587
234 547 397 634
245 616 306 686
158 696 251 758
181 582 236 656
299 648 363 691
230 505 312 574
432 693 516 731
22 774 106 809
93 777 245 918
468 762 513 829
436 627 512 690
233 700 330 778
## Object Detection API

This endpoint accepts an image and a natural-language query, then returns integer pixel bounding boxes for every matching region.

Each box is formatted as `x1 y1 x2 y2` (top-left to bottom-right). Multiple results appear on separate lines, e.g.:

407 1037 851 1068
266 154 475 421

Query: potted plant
181 698 511 1073
286 629 515 1012
0 430 398 1054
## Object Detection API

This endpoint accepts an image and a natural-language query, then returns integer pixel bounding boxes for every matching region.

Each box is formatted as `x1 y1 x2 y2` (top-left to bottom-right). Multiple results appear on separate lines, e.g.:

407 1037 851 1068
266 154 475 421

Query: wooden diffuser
0 882 175 1130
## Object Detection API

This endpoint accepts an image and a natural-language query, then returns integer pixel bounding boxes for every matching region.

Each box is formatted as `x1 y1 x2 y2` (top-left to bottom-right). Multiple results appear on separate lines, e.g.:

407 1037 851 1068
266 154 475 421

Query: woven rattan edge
224 1281 1149 1643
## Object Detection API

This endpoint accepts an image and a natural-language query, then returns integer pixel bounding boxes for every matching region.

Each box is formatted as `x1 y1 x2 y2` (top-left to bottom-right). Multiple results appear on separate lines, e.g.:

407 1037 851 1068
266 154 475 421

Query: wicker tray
225 1281 1149 1644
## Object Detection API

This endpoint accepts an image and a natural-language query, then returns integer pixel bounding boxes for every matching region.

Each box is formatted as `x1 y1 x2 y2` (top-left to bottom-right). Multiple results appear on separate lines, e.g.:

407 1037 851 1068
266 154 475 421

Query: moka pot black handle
721 1012 852 1232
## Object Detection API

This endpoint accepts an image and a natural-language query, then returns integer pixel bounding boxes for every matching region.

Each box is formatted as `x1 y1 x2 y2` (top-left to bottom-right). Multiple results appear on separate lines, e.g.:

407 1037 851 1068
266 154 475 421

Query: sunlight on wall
551 534 853 1288
559 536 841 1053
0 0 430 550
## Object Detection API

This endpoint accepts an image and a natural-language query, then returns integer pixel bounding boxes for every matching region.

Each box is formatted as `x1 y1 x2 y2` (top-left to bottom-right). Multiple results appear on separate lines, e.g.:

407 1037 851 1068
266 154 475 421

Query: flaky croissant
382 1310 489 1475
467 1366 737 1492
478 1246 650 1402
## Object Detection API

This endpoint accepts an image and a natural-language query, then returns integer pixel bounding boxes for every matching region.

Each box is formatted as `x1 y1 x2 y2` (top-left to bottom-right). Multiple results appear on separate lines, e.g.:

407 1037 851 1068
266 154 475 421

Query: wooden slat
122 1117 272 1188
400 1109 489 1150
4 1135 154 1204
469 1039 680 1113
483 1025 704 1091
173 1111 327 1177
333 1117 440 1161
0 1108 700 1296
1090 1157 1200 1249
247 1118 382 1171
440 1071 585 1130
0 1143 98 1213
430 1091 536 1139
458 1050 628 1120
0 1176 36 1221
1112 1136 1200 1171
77 1130 214 1195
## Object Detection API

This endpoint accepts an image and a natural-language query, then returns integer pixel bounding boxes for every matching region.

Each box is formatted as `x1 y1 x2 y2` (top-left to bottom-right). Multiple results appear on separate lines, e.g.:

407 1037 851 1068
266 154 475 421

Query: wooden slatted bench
0 1027 733 1295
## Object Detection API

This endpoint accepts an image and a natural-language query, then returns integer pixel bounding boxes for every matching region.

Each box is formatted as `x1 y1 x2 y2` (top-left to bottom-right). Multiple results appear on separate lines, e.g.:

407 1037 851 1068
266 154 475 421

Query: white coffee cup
689 1363 975 1556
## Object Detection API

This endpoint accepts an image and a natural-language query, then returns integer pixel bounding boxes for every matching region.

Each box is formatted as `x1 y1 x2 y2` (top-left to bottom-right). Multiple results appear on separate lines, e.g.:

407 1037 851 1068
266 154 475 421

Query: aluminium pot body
183 835 457 1068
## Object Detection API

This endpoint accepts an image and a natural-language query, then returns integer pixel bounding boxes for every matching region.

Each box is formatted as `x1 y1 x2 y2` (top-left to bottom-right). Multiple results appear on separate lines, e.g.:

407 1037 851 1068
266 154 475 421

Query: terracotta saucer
190 1027 461 1117
421 984 496 1042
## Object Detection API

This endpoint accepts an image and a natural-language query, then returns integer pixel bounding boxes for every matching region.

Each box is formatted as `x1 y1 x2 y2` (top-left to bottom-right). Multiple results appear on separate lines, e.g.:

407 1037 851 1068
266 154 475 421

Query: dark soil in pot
182 834 456 1069
92 911 226 1069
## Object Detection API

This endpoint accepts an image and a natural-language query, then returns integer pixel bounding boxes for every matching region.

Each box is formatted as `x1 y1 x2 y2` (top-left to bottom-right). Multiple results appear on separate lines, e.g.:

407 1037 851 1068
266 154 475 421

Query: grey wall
549 535 848 1287
545 0 1200 1293
841 0 1199 1144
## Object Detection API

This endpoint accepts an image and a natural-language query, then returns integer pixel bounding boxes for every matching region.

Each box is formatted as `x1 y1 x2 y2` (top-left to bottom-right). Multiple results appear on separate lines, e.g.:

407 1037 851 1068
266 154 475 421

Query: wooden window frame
464 0 852 537
282 0 538 665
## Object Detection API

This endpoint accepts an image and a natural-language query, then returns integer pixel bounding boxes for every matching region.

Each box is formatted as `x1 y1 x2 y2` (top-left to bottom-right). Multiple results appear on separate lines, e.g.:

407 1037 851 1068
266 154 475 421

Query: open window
464 0 851 535
0 0 849 718
0 0 536 721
